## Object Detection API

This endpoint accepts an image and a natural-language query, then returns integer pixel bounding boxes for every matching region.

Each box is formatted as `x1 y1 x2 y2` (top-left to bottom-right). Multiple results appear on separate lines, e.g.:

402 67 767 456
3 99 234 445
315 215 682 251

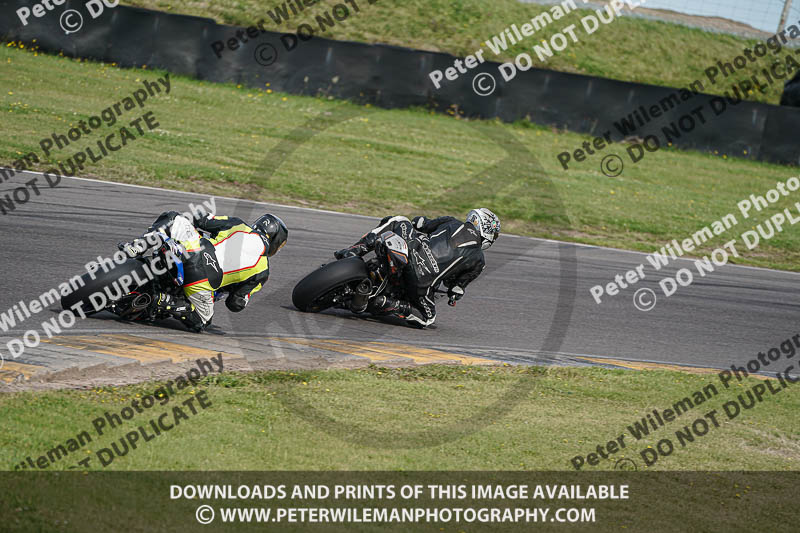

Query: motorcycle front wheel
60 258 152 315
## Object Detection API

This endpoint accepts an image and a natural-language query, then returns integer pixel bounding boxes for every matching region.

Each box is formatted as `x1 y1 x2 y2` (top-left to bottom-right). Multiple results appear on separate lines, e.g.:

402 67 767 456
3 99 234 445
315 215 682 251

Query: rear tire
292 257 368 312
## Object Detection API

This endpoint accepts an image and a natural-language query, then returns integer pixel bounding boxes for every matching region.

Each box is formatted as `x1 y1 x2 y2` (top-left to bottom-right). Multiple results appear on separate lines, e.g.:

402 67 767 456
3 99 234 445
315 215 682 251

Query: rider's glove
118 239 148 258
363 232 377 248
412 216 427 230
334 247 358 260
142 231 164 247
447 286 464 306
334 242 370 260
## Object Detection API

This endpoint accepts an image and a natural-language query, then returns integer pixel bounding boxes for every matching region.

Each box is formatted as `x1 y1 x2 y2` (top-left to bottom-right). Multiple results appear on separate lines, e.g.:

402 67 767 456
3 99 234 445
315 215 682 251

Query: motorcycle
60 232 195 323
292 230 456 316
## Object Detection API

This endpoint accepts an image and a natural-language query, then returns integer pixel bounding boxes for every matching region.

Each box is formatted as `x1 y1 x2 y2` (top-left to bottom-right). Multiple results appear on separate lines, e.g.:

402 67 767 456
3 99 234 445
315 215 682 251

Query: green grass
1 365 799 471
2 365 798 530
4 44 800 270
121 0 789 104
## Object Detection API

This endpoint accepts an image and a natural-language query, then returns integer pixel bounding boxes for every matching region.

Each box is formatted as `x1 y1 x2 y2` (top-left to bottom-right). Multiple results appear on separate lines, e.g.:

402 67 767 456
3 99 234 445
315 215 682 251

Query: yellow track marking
576 356 771 380
43 334 229 364
271 338 494 365
330 340 493 365
269 337 396 363
0 361 46 383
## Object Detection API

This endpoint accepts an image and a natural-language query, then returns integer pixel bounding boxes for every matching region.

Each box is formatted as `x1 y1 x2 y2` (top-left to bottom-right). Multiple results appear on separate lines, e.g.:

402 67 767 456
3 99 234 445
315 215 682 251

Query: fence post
778 0 794 32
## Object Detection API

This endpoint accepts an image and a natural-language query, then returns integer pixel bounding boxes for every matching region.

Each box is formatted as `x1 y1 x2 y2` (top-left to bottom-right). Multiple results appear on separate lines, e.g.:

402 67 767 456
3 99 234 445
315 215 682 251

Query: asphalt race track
1 171 799 387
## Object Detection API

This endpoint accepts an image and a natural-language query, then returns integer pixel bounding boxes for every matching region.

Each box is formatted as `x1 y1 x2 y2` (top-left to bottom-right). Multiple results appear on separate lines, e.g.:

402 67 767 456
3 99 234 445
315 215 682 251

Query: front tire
292 257 368 312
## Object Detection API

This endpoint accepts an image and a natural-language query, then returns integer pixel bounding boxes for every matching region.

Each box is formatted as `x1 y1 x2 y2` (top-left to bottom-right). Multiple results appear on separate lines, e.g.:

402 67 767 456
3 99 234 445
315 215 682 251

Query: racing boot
154 293 185 315
368 295 412 318
154 293 206 332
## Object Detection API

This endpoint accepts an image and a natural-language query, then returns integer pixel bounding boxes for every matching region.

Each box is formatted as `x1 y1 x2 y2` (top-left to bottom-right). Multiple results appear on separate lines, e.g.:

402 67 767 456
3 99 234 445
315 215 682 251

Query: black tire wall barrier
781 71 800 107
1 0 798 166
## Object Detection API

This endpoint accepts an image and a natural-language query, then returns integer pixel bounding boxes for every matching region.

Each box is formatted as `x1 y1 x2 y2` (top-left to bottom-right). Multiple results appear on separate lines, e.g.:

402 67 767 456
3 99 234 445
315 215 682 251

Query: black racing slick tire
60 258 152 314
292 257 369 312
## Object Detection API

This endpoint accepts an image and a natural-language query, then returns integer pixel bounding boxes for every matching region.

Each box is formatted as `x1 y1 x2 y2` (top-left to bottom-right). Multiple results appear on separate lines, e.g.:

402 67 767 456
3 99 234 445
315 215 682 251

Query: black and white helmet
253 214 288 256
466 208 500 250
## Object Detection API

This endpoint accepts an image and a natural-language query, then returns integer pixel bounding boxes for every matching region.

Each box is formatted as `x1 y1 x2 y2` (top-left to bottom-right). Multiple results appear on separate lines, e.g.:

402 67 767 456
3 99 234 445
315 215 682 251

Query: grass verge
122 0 788 104
1 365 798 471
3 44 800 270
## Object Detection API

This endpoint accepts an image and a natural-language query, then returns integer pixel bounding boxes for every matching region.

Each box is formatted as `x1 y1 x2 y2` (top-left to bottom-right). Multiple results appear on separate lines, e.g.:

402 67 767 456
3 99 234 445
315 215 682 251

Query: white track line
6 169 800 278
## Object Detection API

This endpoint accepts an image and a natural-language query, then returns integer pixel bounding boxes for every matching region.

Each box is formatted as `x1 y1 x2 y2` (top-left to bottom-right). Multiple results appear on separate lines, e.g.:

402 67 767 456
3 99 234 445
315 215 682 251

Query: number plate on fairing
380 231 409 264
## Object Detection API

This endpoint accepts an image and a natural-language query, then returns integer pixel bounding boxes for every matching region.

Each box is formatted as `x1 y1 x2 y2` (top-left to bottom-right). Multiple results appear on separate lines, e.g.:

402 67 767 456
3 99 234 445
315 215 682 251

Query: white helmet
466 208 501 250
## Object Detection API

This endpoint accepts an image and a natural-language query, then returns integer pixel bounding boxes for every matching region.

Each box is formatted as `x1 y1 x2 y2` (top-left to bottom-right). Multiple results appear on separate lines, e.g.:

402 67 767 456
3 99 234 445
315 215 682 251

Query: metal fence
519 0 799 40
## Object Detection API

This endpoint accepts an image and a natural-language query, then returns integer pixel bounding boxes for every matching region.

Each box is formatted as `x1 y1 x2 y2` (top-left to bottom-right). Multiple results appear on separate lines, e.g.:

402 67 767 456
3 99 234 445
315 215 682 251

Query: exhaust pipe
131 293 153 311
350 278 372 313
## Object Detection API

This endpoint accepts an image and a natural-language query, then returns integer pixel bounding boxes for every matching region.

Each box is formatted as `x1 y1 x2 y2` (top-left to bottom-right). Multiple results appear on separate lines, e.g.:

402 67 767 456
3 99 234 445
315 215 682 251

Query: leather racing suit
147 212 271 331
194 214 271 312
147 212 222 332
339 215 485 327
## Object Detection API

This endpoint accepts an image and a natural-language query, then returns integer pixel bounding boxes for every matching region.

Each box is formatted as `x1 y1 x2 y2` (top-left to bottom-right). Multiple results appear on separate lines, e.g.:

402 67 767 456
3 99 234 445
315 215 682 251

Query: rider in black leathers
334 208 500 328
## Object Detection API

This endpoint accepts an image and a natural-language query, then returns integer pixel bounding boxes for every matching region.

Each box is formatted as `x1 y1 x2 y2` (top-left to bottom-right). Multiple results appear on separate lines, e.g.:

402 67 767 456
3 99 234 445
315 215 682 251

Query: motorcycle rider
334 208 500 328
119 211 288 332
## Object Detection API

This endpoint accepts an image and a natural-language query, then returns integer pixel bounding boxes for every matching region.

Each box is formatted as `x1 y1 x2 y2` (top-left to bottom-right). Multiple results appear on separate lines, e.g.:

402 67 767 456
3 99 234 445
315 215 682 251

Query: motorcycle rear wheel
292 257 369 312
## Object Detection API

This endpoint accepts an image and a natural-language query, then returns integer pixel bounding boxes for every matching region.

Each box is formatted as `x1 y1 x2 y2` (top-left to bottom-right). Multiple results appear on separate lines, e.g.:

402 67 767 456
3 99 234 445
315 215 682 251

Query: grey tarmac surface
1 171 798 388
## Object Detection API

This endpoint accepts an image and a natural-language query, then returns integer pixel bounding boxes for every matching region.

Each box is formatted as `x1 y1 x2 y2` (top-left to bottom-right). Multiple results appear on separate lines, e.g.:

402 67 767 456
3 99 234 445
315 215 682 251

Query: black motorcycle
60 232 197 323
292 230 455 315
